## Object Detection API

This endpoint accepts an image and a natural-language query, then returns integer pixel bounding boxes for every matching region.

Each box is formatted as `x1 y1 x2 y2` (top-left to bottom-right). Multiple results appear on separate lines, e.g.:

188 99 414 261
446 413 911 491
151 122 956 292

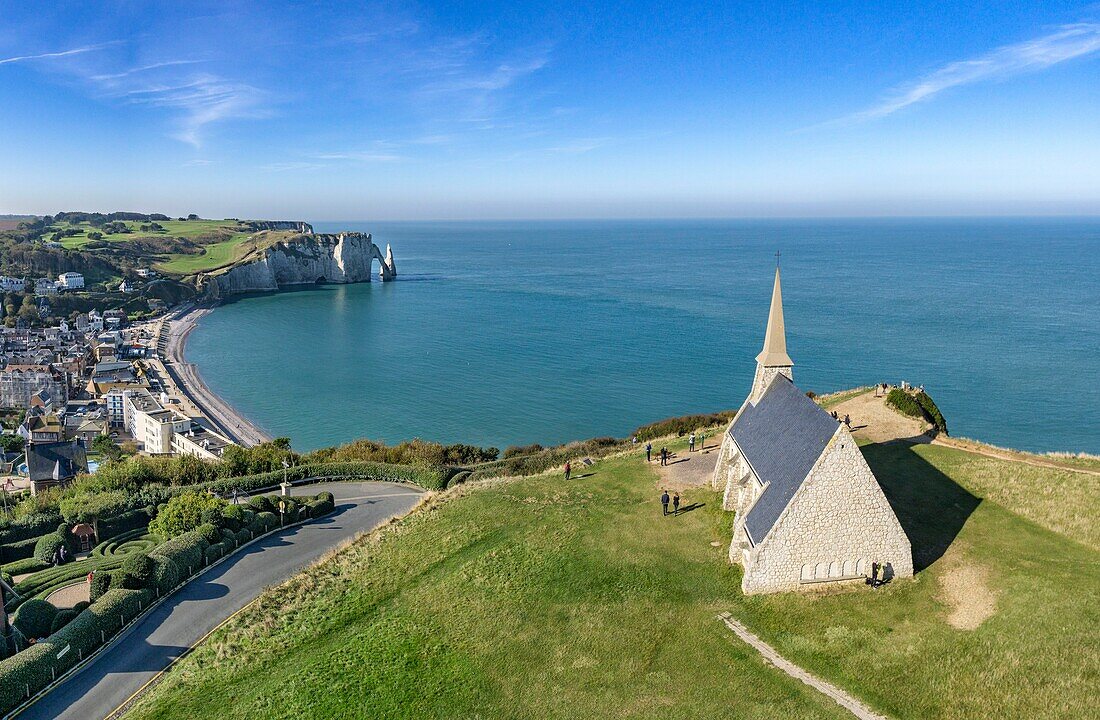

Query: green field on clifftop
124 441 1098 720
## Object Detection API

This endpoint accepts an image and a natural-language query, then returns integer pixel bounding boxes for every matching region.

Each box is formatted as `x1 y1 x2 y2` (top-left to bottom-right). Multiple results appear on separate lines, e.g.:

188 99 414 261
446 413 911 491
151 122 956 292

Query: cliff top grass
124 438 1098 720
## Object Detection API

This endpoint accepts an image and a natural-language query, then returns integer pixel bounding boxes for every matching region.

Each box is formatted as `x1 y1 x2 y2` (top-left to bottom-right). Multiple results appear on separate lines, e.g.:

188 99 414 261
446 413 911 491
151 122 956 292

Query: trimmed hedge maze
0 491 337 715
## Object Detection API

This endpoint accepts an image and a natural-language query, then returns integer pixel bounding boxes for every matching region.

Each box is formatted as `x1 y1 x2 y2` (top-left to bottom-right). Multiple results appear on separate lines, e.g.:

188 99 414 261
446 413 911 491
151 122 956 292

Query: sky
1 1 1099 220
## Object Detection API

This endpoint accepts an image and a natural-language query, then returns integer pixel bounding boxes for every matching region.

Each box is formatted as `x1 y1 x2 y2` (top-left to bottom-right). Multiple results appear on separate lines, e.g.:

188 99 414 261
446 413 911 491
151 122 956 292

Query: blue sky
1 1 1099 219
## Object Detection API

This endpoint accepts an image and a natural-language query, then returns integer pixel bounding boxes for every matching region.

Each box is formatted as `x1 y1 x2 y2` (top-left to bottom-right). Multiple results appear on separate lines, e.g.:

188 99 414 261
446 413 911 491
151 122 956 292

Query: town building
25 440 87 495
34 278 59 296
0 276 27 292
121 388 234 458
0 364 67 408
57 272 85 290
712 266 913 594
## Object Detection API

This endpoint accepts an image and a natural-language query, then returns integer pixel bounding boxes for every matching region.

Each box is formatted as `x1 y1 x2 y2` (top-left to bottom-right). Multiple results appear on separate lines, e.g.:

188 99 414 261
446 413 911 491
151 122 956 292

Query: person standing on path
661 489 670 516
689 432 696 452
564 461 571 481
699 431 706 451
646 442 652 462
672 492 681 514
843 414 851 429
660 447 668 466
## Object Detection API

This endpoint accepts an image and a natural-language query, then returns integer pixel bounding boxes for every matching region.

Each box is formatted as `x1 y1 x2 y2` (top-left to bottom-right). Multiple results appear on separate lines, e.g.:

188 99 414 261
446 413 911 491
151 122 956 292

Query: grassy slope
125 441 1098 720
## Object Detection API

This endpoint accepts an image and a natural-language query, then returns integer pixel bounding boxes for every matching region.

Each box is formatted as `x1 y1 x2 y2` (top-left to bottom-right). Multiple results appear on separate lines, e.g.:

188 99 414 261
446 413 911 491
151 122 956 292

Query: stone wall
737 427 913 595
750 363 793 403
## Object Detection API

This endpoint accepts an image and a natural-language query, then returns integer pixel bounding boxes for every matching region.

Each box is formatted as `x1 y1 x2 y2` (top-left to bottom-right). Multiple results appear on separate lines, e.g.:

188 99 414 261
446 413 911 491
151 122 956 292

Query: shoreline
158 303 274 447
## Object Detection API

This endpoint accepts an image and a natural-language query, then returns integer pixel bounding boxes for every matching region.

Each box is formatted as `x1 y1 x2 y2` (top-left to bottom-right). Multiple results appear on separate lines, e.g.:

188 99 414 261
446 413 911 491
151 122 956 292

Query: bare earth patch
831 390 931 444
654 445 719 489
938 551 997 630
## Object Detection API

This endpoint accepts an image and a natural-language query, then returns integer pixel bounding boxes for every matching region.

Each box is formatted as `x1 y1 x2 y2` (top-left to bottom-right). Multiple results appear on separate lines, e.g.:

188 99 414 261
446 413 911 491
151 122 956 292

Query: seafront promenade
156 305 274 447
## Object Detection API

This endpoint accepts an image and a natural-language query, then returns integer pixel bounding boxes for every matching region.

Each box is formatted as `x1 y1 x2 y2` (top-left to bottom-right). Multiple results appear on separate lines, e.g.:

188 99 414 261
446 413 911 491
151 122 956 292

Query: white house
712 266 912 594
57 272 85 291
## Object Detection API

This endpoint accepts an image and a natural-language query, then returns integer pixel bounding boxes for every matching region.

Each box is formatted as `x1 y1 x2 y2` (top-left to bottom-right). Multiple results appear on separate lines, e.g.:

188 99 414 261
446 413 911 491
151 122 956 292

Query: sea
185 218 1100 455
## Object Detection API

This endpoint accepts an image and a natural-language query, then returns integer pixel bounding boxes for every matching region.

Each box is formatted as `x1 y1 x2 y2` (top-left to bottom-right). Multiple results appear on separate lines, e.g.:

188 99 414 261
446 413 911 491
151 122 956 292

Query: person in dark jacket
645 442 652 462
672 492 681 514
564 461 571 481
660 489 670 516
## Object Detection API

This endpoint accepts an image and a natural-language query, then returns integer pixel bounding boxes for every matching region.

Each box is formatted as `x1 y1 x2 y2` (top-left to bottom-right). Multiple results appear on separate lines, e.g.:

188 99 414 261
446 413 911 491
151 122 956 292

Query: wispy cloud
115 74 268 147
0 42 118 66
824 23 1100 127
90 59 206 81
312 151 406 163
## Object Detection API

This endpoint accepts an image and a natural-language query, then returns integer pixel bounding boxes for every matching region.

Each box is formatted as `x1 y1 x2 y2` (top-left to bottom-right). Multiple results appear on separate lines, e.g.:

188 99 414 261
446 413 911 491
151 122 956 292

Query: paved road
16 482 423 720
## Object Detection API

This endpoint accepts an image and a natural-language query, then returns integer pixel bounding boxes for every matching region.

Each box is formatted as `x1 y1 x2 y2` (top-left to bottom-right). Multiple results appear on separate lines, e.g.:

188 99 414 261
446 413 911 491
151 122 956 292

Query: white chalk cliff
202 232 394 298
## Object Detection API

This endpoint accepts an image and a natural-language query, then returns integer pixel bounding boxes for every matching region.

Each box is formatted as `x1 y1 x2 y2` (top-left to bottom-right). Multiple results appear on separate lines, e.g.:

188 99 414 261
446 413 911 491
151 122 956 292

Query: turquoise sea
186 219 1100 454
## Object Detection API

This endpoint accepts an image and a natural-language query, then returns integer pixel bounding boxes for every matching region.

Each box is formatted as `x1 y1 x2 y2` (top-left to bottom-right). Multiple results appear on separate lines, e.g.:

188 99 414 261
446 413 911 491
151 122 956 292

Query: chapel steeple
749 263 794 402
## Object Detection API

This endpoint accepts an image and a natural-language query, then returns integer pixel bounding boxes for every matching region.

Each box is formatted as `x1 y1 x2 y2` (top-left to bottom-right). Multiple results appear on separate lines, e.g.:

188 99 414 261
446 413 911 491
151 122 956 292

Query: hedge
0 588 152 715
467 437 626 482
202 461 448 494
632 412 735 441
0 512 63 546
887 389 949 435
235 529 252 546
1 557 48 576
0 536 42 564
98 508 151 541
50 608 79 635
90 572 111 603
150 555 180 596
149 530 208 578
204 542 227 564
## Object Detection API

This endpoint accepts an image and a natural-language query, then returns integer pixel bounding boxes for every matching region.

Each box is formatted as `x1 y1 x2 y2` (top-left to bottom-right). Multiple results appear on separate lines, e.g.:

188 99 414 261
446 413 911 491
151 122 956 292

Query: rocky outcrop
244 220 314 233
202 232 393 299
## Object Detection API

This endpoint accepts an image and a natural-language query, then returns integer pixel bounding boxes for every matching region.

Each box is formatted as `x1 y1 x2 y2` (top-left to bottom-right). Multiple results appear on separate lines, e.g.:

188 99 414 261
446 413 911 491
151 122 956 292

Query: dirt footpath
830 390 931 444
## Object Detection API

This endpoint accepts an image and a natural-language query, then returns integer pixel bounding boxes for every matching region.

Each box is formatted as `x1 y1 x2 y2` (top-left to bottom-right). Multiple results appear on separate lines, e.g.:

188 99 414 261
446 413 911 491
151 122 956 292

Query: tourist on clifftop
660 489 670 516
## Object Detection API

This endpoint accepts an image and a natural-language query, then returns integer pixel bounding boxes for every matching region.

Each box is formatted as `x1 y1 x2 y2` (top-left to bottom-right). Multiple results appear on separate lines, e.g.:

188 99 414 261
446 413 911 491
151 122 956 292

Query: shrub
117 553 155 590
257 512 278 532
503 443 544 458
32 533 66 565
72 600 90 613
220 528 236 547
13 598 57 640
221 504 248 531
148 492 226 539
150 555 180 596
913 391 949 435
50 608 79 634
632 412 735 441
196 523 221 546
204 543 226 564
199 508 224 529
235 529 252 546
886 389 949 434
150 529 208 578
90 572 112 602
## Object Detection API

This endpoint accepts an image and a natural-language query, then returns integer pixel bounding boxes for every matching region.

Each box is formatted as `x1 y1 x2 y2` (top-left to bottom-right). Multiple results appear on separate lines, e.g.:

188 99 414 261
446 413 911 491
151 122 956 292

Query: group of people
829 410 851 429
659 489 682 515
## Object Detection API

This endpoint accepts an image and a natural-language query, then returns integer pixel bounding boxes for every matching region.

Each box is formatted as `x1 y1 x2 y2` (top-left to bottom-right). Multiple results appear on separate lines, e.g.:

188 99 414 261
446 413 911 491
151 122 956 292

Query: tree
87 231 103 241
149 491 225 538
0 434 24 453
92 434 123 461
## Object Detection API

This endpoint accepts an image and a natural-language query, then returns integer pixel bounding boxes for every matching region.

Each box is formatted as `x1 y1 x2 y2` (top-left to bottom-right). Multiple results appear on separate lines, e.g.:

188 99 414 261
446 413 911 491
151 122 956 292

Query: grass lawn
153 236 253 274
124 442 1098 720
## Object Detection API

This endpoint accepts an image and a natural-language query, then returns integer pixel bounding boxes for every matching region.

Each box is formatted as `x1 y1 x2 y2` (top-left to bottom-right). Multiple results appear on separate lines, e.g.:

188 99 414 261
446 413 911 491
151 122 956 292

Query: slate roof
26 440 87 482
729 375 840 545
